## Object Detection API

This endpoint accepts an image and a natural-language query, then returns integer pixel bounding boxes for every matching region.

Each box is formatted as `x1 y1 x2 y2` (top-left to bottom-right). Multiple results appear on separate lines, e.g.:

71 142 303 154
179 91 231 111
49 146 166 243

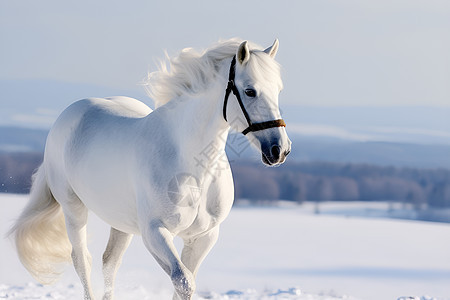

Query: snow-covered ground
1 194 449 300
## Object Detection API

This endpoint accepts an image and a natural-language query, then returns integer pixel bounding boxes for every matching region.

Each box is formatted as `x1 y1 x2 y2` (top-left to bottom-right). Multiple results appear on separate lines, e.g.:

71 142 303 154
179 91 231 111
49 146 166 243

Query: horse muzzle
261 143 291 166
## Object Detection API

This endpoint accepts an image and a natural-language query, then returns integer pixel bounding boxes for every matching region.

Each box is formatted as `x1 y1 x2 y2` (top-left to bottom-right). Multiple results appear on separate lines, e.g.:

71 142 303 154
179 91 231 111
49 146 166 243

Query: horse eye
244 89 256 98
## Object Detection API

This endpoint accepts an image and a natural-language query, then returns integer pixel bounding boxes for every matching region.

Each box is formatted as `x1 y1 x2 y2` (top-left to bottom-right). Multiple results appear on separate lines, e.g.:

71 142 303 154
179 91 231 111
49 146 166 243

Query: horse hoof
172 268 195 300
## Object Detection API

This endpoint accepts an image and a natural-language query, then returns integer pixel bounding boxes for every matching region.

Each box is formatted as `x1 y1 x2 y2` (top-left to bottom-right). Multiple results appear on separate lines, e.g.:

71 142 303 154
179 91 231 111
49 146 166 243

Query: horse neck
154 60 232 168
175 85 229 153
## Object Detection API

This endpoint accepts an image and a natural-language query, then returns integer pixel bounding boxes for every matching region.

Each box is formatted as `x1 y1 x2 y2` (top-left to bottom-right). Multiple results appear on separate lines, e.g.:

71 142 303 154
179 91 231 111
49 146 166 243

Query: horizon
1 78 449 146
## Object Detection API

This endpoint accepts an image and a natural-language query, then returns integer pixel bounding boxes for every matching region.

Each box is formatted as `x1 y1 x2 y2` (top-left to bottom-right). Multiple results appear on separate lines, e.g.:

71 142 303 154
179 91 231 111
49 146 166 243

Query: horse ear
264 39 279 58
237 41 250 65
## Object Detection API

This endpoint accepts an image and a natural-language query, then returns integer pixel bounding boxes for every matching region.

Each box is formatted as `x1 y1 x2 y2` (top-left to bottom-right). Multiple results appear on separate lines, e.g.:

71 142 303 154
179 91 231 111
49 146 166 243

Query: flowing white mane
144 38 282 108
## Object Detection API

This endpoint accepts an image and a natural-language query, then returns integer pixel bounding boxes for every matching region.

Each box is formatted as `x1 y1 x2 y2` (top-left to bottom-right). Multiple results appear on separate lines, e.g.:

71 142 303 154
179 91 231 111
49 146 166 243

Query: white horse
9 38 291 300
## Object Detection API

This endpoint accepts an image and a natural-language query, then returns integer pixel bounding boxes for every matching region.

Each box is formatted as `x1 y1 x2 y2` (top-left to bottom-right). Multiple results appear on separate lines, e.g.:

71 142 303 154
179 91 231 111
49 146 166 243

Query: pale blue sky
1 0 449 107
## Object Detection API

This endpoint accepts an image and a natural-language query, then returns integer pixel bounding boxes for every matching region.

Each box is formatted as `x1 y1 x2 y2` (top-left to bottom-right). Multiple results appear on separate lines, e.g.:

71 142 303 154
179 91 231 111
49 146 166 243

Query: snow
1 194 449 300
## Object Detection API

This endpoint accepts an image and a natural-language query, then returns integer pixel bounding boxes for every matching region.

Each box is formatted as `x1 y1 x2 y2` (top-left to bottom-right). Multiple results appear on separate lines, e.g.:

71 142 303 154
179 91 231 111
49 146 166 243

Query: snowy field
1 194 449 300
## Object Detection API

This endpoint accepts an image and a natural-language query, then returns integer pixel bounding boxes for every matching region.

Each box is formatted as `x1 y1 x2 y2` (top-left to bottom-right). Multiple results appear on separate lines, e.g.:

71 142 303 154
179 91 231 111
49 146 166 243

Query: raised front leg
181 227 219 278
172 228 220 300
102 227 133 300
141 222 195 300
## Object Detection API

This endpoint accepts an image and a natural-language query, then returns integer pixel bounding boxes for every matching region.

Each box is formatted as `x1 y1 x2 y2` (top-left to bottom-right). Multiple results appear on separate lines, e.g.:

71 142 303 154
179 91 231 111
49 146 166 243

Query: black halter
222 56 286 135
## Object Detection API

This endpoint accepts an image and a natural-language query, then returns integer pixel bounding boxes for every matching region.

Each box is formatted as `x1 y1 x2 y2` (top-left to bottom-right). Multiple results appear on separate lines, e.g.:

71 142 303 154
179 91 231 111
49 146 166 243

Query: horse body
9 39 290 300
45 97 150 234
46 90 234 232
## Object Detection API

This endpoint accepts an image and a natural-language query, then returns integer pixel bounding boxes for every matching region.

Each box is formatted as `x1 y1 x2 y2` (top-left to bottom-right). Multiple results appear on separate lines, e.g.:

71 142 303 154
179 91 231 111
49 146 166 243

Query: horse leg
181 227 219 278
102 227 133 300
62 197 95 300
141 222 195 300
172 228 220 300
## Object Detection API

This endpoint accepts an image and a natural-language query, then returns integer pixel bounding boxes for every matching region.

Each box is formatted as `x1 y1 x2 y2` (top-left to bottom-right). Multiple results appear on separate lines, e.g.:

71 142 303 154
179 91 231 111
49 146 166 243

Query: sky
1 0 449 107
0 0 449 143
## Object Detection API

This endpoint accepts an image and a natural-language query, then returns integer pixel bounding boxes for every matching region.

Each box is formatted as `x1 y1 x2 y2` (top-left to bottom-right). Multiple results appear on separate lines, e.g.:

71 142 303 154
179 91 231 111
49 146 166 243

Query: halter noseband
222 56 286 135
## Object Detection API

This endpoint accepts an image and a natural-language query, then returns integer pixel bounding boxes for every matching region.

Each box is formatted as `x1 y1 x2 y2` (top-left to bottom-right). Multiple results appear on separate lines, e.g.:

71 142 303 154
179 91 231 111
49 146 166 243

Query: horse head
224 39 291 166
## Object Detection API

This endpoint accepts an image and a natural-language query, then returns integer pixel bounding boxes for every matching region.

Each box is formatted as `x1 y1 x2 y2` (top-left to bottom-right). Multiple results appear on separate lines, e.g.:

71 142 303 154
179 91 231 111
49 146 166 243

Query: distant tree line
232 161 450 208
1 152 450 208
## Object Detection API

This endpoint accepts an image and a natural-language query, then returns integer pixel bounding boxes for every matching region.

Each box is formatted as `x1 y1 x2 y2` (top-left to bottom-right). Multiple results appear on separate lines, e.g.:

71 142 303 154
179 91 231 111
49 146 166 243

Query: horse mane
144 38 272 108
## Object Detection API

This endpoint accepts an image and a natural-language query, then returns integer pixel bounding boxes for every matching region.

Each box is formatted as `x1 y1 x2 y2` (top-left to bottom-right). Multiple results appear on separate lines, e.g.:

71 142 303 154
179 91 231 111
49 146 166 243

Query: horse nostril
270 145 281 160
284 149 291 157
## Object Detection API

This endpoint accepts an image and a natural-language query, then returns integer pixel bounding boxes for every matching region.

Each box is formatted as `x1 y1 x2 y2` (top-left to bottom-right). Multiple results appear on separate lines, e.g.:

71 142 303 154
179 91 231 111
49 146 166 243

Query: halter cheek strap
223 56 286 135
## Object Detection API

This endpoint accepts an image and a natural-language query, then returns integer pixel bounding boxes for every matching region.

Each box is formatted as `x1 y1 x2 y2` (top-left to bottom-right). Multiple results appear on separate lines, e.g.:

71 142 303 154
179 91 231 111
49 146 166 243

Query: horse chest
169 191 232 238
159 160 234 237
177 205 227 238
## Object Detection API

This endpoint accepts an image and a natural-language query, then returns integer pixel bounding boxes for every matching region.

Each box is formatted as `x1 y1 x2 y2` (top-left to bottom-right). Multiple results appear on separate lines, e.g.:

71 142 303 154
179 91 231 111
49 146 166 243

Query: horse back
46 96 153 162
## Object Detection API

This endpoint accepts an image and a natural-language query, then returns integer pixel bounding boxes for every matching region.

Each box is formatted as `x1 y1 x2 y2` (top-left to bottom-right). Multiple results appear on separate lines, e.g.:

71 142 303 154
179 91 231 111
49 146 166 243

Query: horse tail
7 165 72 284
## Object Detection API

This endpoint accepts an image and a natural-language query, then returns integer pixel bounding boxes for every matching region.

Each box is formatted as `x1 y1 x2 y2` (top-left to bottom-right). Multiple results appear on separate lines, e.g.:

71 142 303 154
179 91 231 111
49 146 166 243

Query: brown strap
242 119 286 135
